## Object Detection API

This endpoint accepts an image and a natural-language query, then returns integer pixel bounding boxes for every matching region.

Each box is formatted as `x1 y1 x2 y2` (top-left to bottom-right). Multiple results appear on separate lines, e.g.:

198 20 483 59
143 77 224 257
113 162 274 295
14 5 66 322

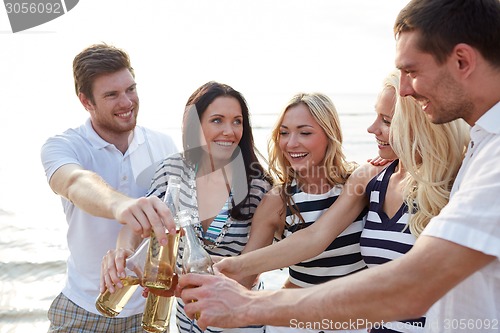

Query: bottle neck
181 223 214 275
182 224 199 246
164 184 181 218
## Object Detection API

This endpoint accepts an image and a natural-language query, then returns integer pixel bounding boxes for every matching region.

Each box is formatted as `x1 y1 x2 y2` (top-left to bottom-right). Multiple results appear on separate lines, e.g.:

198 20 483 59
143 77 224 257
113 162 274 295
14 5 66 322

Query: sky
1 0 409 128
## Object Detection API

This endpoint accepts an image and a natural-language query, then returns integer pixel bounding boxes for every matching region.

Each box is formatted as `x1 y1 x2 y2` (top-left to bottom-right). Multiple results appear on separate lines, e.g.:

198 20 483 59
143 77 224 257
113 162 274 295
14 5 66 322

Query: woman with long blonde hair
222 92 369 333
266 93 358 227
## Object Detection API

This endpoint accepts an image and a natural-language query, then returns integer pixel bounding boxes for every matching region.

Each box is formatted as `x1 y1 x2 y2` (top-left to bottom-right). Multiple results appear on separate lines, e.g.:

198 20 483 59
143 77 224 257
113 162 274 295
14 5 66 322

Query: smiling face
367 87 398 161
80 68 138 145
278 103 329 175
395 30 473 125
199 96 243 162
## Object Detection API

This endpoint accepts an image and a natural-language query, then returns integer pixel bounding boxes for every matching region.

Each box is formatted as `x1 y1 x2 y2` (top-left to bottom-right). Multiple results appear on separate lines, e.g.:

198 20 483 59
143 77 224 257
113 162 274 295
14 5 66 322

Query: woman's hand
367 156 393 166
213 256 246 282
100 247 134 293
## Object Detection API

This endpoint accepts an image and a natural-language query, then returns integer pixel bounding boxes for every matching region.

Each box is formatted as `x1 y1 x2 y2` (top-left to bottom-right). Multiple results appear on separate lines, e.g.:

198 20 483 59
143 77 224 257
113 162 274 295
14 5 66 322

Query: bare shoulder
346 163 387 195
252 185 285 230
261 186 285 206
352 163 386 182
254 186 286 217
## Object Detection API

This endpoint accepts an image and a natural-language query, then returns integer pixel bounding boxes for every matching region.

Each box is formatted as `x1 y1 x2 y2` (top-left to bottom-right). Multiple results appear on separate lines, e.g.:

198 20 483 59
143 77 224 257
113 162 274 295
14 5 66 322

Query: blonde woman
230 92 368 333
215 70 470 333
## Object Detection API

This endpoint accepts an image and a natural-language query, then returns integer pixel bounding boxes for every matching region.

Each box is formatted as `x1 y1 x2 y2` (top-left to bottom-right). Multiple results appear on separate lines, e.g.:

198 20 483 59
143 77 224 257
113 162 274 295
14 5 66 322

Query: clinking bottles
141 274 178 333
141 175 182 332
143 176 182 290
95 238 150 318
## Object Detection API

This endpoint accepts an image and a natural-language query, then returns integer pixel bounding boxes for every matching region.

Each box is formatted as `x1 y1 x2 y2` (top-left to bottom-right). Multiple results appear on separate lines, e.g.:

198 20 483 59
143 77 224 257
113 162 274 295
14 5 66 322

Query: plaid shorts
47 293 146 333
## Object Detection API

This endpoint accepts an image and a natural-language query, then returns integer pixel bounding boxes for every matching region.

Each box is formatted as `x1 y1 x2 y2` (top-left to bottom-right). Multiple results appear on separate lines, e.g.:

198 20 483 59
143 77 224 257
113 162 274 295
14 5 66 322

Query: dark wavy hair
182 81 272 220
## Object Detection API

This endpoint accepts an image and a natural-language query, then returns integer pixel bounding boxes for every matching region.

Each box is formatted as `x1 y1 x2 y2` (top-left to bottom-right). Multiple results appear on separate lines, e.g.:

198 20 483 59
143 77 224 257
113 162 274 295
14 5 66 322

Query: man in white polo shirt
41 43 177 332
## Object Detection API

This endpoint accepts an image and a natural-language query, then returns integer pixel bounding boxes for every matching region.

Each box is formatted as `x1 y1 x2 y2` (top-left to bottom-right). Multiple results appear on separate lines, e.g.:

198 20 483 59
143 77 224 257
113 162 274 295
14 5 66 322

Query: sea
0 0 409 331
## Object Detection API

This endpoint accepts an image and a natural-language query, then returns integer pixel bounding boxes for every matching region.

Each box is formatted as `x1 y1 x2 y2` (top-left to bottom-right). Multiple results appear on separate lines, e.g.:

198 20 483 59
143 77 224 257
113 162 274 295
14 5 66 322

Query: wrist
246 290 279 326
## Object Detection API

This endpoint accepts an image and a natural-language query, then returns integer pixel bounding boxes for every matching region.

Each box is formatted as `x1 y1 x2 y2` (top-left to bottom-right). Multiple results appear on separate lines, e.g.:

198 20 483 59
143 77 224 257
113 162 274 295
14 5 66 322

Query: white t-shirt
41 118 178 316
422 102 500 332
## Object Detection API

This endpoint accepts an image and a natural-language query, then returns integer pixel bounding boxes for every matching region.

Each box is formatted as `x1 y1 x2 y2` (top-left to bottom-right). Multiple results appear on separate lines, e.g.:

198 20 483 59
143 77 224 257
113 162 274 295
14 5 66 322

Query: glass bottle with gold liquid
143 175 182 290
141 274 178 333
95 238 149 317
141 175 182 332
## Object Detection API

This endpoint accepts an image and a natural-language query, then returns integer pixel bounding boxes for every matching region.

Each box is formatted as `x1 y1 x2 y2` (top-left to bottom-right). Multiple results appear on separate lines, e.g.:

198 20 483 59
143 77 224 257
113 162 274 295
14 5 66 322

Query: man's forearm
66 170 129 220
245 259 425 328
248 236 495 329
52 166 128 220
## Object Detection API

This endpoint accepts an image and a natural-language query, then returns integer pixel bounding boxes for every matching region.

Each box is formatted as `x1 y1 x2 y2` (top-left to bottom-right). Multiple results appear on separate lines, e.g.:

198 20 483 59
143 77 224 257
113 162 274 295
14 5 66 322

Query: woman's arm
215 163 384 279
225 187 285 288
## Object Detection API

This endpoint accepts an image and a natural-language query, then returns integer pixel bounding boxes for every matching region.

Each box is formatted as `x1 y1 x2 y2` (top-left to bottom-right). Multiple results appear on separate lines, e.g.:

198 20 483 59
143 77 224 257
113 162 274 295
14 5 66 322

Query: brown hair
73 43 135 104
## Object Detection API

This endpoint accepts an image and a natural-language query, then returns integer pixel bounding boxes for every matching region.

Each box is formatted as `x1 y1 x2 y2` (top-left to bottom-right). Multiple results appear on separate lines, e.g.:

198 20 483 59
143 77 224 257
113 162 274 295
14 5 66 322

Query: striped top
204 193 231 243
148 153 271 333
281 182 367 288
360 160 425 333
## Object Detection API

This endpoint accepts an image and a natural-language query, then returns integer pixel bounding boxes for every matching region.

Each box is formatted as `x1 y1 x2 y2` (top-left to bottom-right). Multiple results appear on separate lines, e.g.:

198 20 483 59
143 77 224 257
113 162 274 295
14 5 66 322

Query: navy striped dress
360 160 426 333
281 182 367 288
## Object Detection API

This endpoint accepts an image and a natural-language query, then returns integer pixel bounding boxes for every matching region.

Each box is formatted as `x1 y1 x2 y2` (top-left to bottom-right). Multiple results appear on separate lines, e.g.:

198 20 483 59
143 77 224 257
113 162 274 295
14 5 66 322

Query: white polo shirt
422 102 500 332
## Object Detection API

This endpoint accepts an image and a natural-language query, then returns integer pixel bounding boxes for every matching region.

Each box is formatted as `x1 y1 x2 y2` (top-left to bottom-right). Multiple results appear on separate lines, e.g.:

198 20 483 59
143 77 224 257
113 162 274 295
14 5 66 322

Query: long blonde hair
268 93 357 224
386 70 470 236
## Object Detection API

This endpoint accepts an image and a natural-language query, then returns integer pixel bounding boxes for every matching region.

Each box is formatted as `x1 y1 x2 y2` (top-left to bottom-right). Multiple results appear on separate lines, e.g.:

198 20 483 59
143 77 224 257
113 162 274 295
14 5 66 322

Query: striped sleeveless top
148 153 271 333
360 160 426 333
281 182 367 288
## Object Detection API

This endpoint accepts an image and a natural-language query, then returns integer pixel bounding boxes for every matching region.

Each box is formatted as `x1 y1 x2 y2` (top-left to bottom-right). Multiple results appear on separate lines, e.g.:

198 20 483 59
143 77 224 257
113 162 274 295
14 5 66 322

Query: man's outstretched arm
179 235 494 330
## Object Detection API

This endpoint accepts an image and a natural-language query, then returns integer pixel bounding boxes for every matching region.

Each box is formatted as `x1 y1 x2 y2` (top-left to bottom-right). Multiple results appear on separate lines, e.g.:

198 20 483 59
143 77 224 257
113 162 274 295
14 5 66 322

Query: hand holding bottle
100 248 132 294
143 176 182 290
96 238 150 317
113 195 178 244
141 176 183 332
